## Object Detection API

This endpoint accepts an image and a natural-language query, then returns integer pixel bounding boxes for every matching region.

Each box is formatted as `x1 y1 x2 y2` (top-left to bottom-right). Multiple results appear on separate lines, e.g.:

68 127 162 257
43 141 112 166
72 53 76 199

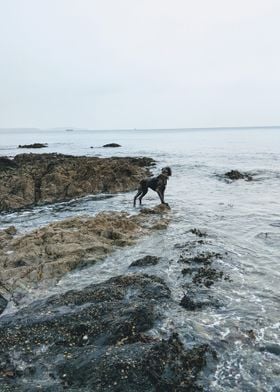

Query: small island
102 143 121 148
18 143 48 149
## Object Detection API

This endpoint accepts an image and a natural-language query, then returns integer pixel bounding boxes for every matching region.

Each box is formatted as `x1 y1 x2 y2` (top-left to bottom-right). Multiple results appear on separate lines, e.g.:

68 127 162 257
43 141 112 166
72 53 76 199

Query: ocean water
0 127 280 391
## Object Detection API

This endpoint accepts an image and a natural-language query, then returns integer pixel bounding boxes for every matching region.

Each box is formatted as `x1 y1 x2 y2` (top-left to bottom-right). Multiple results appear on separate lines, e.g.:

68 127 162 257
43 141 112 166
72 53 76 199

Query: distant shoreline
0 125 279 133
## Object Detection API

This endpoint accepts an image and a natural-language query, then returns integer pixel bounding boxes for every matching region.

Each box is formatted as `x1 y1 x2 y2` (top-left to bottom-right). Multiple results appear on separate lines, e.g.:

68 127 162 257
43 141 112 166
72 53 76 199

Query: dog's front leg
156 189 165 204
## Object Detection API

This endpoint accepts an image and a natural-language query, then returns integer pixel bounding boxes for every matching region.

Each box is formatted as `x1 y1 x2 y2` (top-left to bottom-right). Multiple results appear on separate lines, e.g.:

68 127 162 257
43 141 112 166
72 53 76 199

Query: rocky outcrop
224 170 253 181
0 153 154 212
18 143 48 148
0 205 170 295
0 274 211 391
103 143 121 148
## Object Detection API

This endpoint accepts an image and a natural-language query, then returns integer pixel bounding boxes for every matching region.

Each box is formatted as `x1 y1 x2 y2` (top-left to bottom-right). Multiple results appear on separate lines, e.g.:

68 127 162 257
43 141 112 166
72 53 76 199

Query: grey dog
133 167 172 206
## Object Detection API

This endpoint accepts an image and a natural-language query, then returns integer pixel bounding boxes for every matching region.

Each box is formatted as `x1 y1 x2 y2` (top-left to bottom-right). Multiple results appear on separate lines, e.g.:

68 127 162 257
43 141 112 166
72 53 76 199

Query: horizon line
0 125 280 132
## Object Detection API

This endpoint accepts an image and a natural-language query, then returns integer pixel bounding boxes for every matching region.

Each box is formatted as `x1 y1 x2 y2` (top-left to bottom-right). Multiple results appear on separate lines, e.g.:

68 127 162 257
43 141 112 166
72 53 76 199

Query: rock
102 143 121 147
179 252 221 265
0 274 211 391
0 294 7 315
190 228 207 237
129 255 160 268
177 241 230 310
0 153 155 212
4 226 17 236
259 343 280 356
224 170 253 181
18 143 48 148
0 157 18 171
180 293 204 310
140 203 171 215
0 207 170 293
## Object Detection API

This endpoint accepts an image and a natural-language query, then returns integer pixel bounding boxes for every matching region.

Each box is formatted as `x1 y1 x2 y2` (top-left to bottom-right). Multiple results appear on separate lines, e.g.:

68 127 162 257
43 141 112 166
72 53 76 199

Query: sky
0 0 280 129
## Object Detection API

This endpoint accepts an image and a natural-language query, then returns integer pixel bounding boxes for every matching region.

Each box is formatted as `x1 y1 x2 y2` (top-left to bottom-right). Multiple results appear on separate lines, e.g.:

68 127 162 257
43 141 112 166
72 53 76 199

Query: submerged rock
224 170 253 181
129 255 160 268
0 153 154 212
0 274 211 391
0 206 170 295
18 143 48 148
190 228 207 237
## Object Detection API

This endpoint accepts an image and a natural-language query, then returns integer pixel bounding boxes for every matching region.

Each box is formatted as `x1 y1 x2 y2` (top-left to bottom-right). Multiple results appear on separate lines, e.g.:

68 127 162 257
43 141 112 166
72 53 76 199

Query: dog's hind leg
133 189 142 207
139 188 148 205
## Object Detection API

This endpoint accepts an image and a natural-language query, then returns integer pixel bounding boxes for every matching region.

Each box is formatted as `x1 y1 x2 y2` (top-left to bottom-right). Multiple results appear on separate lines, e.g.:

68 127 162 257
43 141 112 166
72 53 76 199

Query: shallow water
1 127 280 391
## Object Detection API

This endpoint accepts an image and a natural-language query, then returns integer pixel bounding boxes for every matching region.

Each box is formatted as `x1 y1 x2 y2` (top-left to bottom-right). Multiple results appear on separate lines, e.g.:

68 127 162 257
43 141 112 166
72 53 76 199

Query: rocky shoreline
0 153 154 212
0 205 231 391
0 154 235 391
0 203 219 391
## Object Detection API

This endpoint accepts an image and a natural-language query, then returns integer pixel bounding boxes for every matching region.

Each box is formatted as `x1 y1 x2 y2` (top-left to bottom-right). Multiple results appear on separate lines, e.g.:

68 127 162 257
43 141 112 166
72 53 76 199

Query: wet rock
140 203 171 215
245 329 256 340
0 157 18 171
190 228 207 237
181 268 192 276
18 143 48 148
103 143 121 148
0 153 154 212
0 294 7 315
180 293 204 310
259 343 280 356
0 207 170 294
192 267 224 287
3 226 17 236
58 334 209 391
224 170 253 181
179 251 221 265
180 294 204 310
178 241 230 311
0 274 211 391
129 255 160 268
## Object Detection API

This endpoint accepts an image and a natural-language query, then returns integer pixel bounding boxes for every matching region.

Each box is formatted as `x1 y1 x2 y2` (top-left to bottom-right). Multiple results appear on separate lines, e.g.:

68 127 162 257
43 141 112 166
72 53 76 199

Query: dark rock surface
103 143 121 148
177 239 230 311
0 157 18 171
0 294 7 315
129 255 160 268
224 170 253 181
0 153 154 212
18 143 48 148
0 274 211 391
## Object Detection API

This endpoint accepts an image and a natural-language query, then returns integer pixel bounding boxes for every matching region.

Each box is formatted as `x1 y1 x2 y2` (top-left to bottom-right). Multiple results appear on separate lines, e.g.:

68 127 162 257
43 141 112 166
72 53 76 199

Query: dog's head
161 167 172 177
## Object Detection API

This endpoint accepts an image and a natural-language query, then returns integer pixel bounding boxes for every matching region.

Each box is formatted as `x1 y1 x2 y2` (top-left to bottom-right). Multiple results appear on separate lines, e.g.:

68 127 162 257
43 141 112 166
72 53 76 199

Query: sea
0 127 279 391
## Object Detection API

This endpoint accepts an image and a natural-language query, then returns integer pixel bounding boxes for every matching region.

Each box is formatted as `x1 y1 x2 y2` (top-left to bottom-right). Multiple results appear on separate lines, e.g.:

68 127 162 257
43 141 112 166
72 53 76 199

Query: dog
133 167 172 206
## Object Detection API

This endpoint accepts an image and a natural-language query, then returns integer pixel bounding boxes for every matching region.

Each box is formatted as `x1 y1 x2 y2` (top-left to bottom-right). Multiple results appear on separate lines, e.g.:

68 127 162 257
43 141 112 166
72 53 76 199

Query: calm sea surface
0 127 280 391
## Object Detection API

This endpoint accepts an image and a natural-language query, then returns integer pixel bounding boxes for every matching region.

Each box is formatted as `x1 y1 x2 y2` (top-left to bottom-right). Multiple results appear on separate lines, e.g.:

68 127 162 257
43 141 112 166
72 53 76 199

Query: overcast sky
0 0 280 129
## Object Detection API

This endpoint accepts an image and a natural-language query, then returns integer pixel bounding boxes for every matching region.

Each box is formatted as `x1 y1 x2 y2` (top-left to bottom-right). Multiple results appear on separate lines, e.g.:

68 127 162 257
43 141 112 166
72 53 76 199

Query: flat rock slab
0 153 154 212
0 206 171 295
